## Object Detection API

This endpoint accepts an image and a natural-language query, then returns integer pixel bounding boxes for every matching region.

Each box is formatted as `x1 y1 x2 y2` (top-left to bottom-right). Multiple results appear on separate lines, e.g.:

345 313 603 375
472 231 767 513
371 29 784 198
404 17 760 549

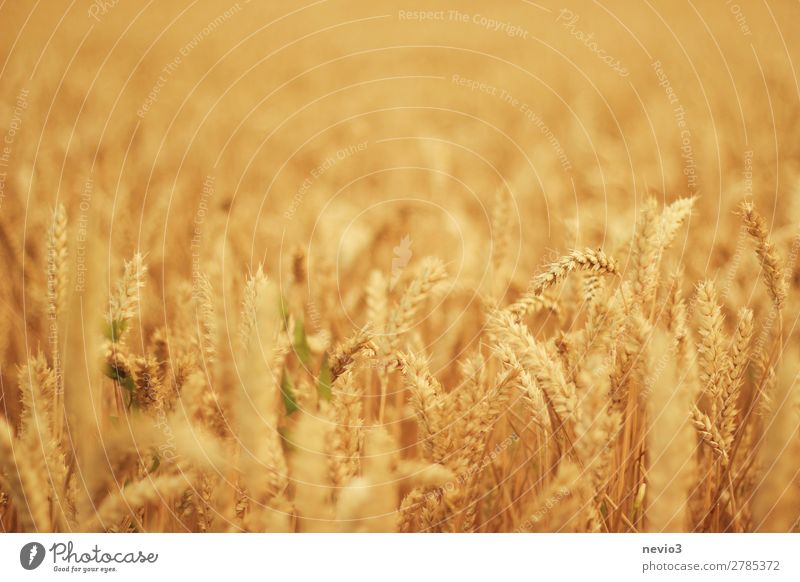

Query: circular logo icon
20 542 46 570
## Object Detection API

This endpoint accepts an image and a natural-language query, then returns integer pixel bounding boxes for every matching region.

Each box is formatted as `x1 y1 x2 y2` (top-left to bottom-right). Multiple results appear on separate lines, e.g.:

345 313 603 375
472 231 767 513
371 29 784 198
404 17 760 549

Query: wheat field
0 1 799 533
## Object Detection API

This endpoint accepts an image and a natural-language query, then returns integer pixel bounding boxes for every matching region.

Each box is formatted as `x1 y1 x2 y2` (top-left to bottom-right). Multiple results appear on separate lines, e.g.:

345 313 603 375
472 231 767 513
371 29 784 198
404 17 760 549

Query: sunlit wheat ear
396 351 449 463
131 355 165 413
694 280 728 402
629 196 697 313
107 252 147 343
493 342 547 427
487 310 576 424
238 266 266 352
327 370 364 489
658 196 696 247
385 257 448 349
665 270 688 342
46 203 68 320
329 326 375 382
508 248 618 321
740 201 787 311
718 308 754 452
630 197 660 307
690 406 729 465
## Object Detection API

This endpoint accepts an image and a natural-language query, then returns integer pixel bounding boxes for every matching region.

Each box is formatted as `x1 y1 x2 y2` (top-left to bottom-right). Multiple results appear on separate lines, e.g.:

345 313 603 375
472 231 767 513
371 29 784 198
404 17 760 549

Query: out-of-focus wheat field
0 1 799 533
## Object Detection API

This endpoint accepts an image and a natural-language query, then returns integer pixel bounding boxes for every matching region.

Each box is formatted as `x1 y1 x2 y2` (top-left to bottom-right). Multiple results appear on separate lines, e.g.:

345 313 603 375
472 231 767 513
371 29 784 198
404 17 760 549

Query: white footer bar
1 534 798 581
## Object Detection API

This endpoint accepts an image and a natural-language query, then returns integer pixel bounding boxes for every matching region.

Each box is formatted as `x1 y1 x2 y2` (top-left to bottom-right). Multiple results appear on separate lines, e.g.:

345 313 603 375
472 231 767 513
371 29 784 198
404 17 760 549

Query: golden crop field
0 0 799 533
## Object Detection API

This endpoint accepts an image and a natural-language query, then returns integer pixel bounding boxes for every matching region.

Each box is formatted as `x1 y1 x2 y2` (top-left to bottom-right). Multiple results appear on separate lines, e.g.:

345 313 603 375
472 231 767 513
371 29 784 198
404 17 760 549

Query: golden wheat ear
46 203 68 320
740 201 787 312
106 252 147 344
508 248 618 321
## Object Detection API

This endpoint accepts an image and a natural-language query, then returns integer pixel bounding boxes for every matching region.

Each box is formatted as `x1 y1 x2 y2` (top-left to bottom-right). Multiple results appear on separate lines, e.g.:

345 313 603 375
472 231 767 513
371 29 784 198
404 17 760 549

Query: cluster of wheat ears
1 1 800 535
0 189 799 533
